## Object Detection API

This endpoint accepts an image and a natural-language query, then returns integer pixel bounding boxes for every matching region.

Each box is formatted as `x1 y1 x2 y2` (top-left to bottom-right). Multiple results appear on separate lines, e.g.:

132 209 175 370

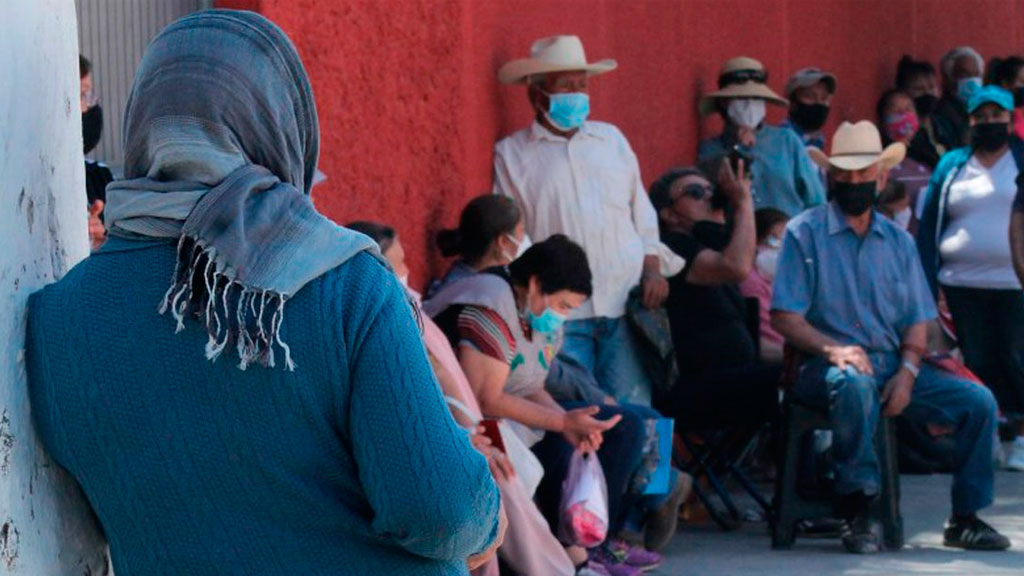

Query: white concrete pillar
0 1 109 573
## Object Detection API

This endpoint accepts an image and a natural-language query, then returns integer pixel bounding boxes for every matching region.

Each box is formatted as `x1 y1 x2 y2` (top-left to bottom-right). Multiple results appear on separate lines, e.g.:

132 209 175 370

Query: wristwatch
901 360 920 378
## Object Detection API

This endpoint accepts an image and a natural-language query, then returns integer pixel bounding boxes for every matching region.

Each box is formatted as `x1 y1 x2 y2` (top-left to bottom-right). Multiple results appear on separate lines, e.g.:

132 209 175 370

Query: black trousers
655 363 781 431
944 285 1024 420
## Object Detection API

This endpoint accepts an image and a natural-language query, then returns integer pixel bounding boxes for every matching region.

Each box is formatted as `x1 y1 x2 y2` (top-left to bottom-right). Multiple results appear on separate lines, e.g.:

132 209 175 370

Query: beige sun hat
807 121 907 171
698 56 789 117
498 35 617 85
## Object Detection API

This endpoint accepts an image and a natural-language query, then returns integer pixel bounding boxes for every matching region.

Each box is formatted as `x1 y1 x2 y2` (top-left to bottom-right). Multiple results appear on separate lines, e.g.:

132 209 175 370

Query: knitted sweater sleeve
335 255 501 562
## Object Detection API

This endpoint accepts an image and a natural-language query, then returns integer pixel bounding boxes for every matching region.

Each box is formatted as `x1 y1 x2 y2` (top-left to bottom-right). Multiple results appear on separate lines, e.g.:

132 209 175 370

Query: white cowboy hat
699 56 788 117
498 35 617 85
807 121 907 171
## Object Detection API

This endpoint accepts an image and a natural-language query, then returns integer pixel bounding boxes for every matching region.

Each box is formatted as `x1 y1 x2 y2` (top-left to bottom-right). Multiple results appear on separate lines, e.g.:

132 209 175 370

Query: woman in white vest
426 235 658 574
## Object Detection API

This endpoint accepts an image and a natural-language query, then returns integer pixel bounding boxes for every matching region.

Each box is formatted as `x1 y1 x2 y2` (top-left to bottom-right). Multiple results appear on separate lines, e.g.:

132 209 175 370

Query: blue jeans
793 352 998 515
559 316 653 405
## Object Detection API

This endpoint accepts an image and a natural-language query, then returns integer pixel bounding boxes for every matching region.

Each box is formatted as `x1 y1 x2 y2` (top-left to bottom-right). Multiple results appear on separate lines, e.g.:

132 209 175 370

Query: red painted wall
218 0 1024 288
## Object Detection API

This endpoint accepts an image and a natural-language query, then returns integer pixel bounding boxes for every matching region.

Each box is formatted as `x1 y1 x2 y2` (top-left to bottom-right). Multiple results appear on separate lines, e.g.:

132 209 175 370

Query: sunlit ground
657 464 1024 575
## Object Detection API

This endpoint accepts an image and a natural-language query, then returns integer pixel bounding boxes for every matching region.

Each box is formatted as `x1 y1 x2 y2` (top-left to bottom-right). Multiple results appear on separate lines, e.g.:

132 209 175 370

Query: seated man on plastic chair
771 120 1010 554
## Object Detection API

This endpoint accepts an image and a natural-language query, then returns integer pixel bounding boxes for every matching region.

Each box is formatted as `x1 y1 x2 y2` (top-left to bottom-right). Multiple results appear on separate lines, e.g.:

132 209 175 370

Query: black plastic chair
771 351 903 550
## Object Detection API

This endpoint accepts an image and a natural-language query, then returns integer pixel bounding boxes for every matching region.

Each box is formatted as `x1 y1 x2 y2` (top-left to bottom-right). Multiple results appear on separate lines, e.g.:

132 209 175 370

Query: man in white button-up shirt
493 35 668 404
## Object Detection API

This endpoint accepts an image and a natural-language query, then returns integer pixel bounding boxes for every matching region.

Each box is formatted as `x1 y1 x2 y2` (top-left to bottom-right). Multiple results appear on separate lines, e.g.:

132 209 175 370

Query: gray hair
941 46 984 79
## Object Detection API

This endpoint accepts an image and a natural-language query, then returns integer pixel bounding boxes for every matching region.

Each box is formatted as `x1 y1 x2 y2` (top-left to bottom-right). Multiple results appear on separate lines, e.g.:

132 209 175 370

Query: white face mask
755 247 780 282
501 233 530 263
893 206 912 230
727 98 767 129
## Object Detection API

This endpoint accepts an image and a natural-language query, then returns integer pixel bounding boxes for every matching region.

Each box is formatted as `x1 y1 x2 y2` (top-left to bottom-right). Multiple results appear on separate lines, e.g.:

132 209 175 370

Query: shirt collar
826 201 886 237
528 119 601 143
782 119 826 149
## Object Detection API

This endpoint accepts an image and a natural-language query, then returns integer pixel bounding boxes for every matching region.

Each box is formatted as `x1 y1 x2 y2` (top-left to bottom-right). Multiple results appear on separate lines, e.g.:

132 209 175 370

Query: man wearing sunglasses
646 160 781 437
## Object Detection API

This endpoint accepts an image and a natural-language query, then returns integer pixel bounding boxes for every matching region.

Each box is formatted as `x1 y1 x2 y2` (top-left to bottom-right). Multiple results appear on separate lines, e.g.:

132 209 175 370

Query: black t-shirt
662 230 756 376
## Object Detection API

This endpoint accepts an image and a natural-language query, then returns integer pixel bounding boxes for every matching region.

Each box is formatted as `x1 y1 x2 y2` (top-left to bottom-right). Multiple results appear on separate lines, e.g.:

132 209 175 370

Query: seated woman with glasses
698 57 825 217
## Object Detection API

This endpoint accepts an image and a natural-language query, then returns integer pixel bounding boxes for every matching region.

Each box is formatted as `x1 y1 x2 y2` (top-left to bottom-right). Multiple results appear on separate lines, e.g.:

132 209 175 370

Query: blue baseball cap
967 85 1014 114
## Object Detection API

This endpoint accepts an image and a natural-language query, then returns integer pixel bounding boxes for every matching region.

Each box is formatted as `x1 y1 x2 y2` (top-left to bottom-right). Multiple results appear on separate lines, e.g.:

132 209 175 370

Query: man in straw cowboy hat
771 121 1011 554
493 36 676 407
698 57 825 218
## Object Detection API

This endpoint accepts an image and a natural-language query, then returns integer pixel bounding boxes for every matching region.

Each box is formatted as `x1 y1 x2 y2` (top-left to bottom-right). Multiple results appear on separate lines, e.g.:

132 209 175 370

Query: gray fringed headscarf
105 10 378 371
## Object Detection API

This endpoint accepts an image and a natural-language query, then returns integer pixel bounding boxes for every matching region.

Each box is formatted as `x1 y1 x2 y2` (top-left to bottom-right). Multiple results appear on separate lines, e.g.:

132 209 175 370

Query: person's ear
877 167 891 192
528 82 547 113
658 206 675 227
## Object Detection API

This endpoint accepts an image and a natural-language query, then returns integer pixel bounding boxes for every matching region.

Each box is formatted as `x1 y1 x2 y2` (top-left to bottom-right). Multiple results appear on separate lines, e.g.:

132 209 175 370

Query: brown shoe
644 470 693 552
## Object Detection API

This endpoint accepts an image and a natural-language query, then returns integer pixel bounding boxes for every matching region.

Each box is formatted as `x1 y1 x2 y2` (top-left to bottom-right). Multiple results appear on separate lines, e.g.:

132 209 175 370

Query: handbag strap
444 395 479 428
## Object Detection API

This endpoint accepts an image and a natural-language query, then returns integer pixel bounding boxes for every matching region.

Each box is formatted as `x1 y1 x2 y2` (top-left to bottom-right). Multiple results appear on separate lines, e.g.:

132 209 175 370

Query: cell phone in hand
479 419 506 454
730 143 754 175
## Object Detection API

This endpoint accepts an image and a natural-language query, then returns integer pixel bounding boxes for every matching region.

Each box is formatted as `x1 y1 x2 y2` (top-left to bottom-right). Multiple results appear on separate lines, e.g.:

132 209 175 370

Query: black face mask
1014 87 1024 108
831 181 877 216
692 220 731 251
82 104 103 154
971 122 1010 152
913 94 939 118
790 102 830 132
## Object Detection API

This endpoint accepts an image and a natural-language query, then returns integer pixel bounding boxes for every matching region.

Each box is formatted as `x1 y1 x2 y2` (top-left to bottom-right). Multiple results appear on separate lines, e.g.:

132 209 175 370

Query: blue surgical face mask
957 77 982 103
526 301 567 334
543 91 590 131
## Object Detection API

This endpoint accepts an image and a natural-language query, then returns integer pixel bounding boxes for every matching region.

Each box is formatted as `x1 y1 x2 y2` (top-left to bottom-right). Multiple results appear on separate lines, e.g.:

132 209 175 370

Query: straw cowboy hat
699 56 788 117
498 35 617 85
807 121 906 171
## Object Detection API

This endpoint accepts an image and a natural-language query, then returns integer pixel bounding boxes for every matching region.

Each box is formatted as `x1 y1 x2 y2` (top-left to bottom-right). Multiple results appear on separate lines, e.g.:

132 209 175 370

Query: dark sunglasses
672 183 715 202
718 68 768 88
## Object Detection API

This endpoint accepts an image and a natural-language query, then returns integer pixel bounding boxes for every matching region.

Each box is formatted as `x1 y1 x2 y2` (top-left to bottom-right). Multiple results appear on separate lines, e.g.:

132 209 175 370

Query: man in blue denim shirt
772 121 1010 554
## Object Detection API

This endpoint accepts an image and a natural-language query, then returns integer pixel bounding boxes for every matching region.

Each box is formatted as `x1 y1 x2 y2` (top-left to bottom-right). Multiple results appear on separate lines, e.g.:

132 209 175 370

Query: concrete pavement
655 470 1024 576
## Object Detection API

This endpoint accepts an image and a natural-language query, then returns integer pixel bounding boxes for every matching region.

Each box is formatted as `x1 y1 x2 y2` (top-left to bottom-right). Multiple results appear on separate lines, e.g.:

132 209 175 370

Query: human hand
641 273 669 308
602 395 618 406
716 157 752 206
471 428 516 483
562 406 621 452
88 200 106 251
736 126 757 147
881 368 915 417
823 344 874 375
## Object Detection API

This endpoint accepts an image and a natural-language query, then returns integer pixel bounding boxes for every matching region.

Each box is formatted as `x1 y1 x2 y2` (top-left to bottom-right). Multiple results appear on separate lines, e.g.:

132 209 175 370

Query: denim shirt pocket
881 280 910 330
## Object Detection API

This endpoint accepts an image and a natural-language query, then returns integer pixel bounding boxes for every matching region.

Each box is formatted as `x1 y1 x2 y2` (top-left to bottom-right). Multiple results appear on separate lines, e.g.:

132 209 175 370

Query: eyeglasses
672 183 715 203
718 68 768 88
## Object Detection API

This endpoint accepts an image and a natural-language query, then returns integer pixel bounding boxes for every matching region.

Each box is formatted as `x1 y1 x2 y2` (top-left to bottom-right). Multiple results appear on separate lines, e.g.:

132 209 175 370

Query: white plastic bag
558 450 609 547
499 421 545 497
445 397 544 497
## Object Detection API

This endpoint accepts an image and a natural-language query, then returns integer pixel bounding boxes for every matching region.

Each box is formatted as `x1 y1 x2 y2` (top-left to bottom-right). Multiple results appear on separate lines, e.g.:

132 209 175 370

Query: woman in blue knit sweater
25 10 501 575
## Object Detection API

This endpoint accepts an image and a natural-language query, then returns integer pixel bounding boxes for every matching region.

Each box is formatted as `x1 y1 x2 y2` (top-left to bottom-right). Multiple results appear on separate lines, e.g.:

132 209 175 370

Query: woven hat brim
807 143 907 172
699 82 789 116
498 58 617 85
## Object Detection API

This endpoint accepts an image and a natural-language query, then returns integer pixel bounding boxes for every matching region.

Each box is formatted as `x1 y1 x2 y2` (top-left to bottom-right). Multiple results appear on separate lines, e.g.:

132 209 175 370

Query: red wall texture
218 0 1024 288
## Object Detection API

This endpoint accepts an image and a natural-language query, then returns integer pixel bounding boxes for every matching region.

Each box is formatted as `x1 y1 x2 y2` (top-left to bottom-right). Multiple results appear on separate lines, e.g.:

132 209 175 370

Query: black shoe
943 516 1011 551
840 515 881 554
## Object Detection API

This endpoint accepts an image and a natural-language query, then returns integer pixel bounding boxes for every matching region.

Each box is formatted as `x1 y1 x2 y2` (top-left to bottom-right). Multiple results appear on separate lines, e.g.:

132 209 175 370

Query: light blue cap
967 85 1014 114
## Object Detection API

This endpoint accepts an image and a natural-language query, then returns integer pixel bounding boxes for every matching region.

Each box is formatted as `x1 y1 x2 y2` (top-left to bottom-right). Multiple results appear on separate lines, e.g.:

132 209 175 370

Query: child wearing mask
739 208 789 364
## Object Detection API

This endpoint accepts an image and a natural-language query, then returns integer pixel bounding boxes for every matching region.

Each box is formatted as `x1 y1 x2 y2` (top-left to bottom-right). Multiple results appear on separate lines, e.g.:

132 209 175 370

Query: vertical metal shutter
76 0 212 173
